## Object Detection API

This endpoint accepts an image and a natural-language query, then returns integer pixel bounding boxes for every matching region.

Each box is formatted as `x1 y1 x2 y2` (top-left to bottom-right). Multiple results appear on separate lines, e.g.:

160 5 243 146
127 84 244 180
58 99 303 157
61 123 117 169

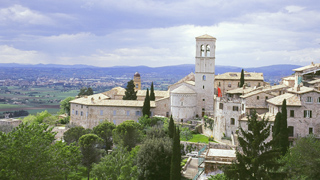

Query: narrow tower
195 34 216 117
133 72 141 90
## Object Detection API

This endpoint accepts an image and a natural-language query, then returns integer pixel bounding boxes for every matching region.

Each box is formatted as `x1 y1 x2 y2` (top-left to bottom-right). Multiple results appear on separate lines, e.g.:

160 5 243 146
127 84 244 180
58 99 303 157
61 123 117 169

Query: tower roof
134 72 140 77
196 34 216 39
171 85 196 94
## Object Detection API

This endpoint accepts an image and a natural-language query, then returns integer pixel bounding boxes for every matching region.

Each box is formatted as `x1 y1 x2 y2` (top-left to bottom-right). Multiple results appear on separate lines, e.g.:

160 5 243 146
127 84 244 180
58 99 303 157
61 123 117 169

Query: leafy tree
79 134 103 180
142 88 150 117
168 115 174 139
239 69 245 87
208 173 227 180
78 87 94 96
170 126 181 180
150 82 155 101
0 123 82 180
93 121 116 151
60 96 75 115
63 126 91 145
22 110 52 124
282 135 320 179
180 127 193 141
123 80 137 100
138 115 165 131
112 120 143 151
224 111 280 179
137 131 172 180
43 115 58 126
91 146 139 180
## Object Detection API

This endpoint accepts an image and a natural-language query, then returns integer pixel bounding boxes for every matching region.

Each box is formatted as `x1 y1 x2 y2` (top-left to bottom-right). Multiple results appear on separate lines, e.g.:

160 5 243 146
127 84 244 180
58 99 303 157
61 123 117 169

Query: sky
0 0 319 68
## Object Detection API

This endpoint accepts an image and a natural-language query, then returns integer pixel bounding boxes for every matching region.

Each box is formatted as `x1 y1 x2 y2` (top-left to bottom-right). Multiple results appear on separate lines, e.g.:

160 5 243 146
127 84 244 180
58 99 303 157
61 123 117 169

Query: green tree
43 115 58 126
138 115 165 131
123 80 137 100
180 127 193 141
168 115 174 139
91 146 139 180
150 82 155 101
208 173 227 180
60 96 75 116
112 120 143 151
224 111 280 179
282 135 320 179
63 126 91 145
137 130 172 180
239 69 245 87
142 88 150 117
78 87 94 96
279 99 289 156
0 123 82 180
22 110 52 124
79 134 103 180
93 121 116 151
170 126 181 180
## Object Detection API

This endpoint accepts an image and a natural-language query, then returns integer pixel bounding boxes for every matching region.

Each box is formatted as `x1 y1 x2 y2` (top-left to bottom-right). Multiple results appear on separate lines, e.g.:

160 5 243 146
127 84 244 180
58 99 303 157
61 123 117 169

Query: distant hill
0 63 301 83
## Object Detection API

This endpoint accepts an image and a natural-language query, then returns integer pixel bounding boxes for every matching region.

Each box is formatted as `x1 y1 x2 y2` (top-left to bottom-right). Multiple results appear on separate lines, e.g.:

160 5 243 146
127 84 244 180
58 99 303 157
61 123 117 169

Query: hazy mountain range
0 63 301 83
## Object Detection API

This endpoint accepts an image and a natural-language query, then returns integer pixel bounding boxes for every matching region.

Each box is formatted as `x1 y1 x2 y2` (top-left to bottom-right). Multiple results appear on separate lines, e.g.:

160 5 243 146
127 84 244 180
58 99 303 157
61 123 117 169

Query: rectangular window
228 83 231 88
265 96 268 100
127 110 130 116
219 103 223 110
113 120 116 125
232 106 238 111
135 111 141 116
86 112 88 117
100 110 103 115
288 126 294 137
257 96 259 100
72 109 74 115
75 111 78 115
242 104 244 111
81 105 83 108
100 119 103 123
247 83 251 87
218 82 221 87
290 110 294 117
317 97 320 103
304 110 312 118
230 118 235 125
113 110 116 116
306 97 313 103
150 111 153 117
203 99 205 101
80 111 83 116
309 127 313 134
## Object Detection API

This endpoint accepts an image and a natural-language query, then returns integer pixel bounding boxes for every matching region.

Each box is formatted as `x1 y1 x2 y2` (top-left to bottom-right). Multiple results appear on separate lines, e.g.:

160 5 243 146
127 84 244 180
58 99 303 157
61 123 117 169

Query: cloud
0 45 47 64
0 5 53 25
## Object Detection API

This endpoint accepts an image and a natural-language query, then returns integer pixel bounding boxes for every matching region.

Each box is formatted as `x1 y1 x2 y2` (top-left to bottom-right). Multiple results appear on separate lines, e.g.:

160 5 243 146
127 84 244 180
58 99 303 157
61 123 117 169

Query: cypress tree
142 88 150 117
168 115 174 139
279 99 289 156
123 80 137 100
225 110 281 179
170 126 181 180
272 112 282 150
150 82 155 101
239 69 245 87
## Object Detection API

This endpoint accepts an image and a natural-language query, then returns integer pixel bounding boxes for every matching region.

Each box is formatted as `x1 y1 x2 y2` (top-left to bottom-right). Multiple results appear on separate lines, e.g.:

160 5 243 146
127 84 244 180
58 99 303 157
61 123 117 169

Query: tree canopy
112 120 143 151
170 126 181 180
60 96 75 116
273 99 289 156
123 80 137 100
239 69 245 87
63 126 91 145
0 123 81 180
225 111 280 179
93 121 116 151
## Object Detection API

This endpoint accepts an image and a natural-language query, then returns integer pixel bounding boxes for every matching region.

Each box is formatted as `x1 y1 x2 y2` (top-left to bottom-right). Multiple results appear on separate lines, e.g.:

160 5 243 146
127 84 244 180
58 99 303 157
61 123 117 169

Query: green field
0 86 78 116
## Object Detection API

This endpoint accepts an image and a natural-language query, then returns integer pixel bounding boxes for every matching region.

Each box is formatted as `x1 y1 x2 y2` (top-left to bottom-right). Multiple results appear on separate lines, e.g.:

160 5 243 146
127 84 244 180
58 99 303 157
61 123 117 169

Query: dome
134 72 140 77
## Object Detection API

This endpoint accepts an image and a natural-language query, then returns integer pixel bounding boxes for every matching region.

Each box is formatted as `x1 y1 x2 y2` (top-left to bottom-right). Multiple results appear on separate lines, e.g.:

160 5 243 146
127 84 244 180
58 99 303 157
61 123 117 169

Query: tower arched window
206 45 210 57
202 75 206 81
200 45 205 57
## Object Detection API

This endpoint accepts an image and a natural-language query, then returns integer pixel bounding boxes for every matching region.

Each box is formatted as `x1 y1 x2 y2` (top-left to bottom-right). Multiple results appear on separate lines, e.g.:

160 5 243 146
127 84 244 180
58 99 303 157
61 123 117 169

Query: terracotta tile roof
267 93 301 106
215 72 264 81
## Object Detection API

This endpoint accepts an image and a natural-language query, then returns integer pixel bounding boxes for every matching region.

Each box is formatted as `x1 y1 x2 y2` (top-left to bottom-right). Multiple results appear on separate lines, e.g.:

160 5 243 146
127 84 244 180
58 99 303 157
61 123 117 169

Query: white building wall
171 93 197 122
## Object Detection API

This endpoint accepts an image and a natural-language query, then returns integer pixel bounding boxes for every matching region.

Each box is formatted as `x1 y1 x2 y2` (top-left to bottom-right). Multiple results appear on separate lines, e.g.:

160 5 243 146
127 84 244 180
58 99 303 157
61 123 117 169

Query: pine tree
225 110 280 179
150 82 155 101
239 69 245 87
168 115 174 139
279 99 289 156
142 88 150 117
170 126 181 180
123 80 137 100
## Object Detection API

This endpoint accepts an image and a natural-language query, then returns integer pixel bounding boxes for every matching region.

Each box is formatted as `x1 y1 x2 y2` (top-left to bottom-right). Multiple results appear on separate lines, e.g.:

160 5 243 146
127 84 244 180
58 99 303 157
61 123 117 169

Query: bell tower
133 72 141 90
195 34 216 117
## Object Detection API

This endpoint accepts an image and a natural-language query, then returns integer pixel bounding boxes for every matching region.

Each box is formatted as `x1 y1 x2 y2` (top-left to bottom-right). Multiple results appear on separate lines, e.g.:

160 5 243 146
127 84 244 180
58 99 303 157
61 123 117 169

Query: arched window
200 45 205 57
202 75 206 81
206 45 210 57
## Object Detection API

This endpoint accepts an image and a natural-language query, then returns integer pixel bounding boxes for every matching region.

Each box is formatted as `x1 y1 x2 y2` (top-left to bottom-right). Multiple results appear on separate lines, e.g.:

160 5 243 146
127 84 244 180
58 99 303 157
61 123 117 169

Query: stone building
215 72 266 96
70 34 217 127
